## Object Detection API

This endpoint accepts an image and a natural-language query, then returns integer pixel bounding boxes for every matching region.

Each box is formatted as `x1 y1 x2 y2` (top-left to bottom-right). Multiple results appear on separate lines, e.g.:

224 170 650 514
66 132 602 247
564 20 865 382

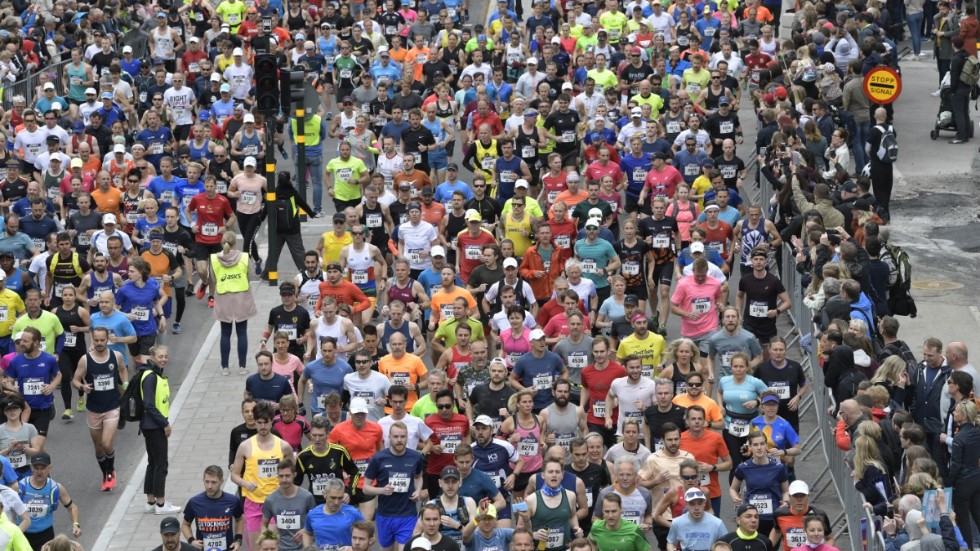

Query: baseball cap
102 213 117 225
46 135 60 145
789 480 810 495
211 72 222 82
113 143 126 154
188 37 199 44
244 156 257 167
465 209 482 222
233 47 244 56
551 37 561 44
584 218 600 229
853 198 873 212
631 313 649 323
473 415 495 426
631 107 642 116
479 504 499 518
85 87 97 95
736 504 759 516
421 186 434 196
349 397 370 414
43 82 54 90
761 394 780 403
441 466 461 480
71 158 83 168
332 213 346 223
279 282 297 295
526 57 538 65
842 181 858 193
305 40 315 50
515 179 529 189
561 82 573 90
0 252 13 260
156 11 167 17
684 488 707 502
690 242 706 253
398 182 412 191
243 113 256 124
220 83 231 93
447 163 459 170
529 328 546 341
718 96 730 106
588 207 603 219
411 538 433 551
503 257 519 269
50 102 62 111
701 158 715 168
624 294 638 306
774 85 788 100
431 246 446 258
31 452 52 466
199 110 211 121
101 92 113 100
652 152 668 161
407 200 422 211
122 45 133 54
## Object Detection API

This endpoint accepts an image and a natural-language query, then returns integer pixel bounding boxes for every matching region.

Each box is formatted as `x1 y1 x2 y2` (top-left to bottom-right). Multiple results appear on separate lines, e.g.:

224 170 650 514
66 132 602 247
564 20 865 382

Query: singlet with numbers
152 26 176 60
83 350 123 413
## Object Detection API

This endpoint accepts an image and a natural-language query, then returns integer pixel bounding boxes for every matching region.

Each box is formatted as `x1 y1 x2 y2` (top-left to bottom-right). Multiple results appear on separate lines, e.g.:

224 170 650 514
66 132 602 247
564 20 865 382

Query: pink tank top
501 328 531 369
513 416 543 472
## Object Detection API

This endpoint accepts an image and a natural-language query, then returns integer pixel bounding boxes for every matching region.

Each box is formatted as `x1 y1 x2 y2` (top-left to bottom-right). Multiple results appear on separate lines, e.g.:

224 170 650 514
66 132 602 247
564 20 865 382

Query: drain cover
911 279 964 291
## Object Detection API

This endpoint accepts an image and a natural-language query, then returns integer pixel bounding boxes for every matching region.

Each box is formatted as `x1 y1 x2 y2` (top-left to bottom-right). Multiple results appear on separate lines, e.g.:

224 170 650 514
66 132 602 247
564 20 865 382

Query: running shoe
155 502 182 515
172 323 182 334
221 367 230 376
185 286 195 297
239 366 248 375
101 474 110 492
105 471 116 491
62 408 73 421
208 296 215 308
196 283 206 300
77 398 86 412
254 258 264 276
144 502 156 514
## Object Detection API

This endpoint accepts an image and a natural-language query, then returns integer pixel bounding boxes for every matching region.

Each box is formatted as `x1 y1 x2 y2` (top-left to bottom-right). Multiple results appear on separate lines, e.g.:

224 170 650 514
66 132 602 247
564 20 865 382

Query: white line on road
91 321 221 550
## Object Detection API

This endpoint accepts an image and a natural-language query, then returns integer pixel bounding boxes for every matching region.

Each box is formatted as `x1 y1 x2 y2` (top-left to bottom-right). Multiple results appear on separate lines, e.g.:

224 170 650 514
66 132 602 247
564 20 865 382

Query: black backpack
275 195 301 234
120 369 148 424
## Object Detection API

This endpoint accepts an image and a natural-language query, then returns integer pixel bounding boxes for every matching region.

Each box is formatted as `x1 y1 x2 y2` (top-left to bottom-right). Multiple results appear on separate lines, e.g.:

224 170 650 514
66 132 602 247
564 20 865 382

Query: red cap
763 92 776 105
631 46 642 54
775 85 788 100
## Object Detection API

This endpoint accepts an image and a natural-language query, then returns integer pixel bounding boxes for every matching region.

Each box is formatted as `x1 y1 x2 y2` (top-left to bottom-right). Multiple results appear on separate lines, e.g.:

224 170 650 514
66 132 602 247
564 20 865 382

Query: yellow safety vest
211 254 250 294
291 115 322 148
141 369 170 419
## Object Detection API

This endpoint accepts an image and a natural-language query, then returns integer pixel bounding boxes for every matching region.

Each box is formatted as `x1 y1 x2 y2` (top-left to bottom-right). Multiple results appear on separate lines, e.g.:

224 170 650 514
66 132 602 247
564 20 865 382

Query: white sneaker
221 367 230 376
239 367 248 375
144 502 156 514
909 54 919 61
932 88 942 97
155 502 182 515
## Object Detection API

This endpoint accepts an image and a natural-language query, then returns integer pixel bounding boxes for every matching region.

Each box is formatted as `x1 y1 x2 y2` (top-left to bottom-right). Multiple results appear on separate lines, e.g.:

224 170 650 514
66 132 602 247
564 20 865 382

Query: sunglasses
437 403 454 410
681 474 699 480
688 383 703 388
355 359 371 364
473 184 485 188
352 231 365 236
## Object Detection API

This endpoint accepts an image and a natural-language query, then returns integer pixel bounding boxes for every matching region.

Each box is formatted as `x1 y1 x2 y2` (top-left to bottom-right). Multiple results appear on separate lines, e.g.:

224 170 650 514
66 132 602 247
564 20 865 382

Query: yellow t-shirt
504 211 534 257
681 67 711 98
630 93 665 119
616 331 666 378
691 176 713 210
598 11 628 43
587 68 619 96
0 289 25 337
320 231 353 267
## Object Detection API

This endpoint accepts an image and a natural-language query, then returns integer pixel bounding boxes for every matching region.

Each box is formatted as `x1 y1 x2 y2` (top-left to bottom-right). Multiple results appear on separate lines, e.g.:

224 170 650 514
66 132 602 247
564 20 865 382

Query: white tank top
153 27 176 60
298 270 325 313
315 316 351 361
376 153 403 194
505 44 525 64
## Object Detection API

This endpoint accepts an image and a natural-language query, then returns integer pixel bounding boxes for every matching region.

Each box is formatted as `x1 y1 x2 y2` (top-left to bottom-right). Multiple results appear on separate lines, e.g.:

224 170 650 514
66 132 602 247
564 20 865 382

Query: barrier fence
752 165 886 551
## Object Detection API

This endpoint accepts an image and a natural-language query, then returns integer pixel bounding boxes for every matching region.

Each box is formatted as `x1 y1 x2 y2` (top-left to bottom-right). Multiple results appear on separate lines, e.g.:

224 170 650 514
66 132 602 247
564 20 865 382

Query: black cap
160 516 181 534
31 452 52 466
46 135 60 144
421 186 434 195
841 181 858 193
652 152 668 160
624 294 639 306
447 163 459 170
332 212 346 223
325 261 342 271
853 198 873 211
177 145 191 156
736 503 758 516
407 201 422 211
440 466 461 480
279 282 297 295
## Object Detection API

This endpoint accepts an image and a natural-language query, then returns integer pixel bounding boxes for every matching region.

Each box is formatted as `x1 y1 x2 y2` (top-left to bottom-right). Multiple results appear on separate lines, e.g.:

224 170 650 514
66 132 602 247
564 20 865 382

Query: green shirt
434 317 486 349
325 156 368 201
589 519 650 551
411 394 458 419
12 311 65 355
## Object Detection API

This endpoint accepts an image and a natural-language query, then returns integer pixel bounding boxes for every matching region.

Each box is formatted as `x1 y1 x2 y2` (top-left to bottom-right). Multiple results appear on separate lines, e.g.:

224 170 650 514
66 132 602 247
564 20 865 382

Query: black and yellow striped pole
264 118 281 286
288 71 308 223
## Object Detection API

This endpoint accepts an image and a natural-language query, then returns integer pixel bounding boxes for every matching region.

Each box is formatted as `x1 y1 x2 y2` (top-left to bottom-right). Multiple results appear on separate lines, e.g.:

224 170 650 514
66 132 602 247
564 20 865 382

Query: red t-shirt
580 362 627 425
541 171 568 208
643 166 684 198
697 220 734 258
425 413 470 474
329 420 384 488
187 193 234 244
542 312 591 339
456 228 497 283
584 161 624 187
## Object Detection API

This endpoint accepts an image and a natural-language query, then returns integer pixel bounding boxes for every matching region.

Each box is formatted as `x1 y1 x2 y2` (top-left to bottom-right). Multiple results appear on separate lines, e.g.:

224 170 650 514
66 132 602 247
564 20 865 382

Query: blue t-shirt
115 278 162 336
512 351 565 410
19 215 59 245
147 175 188 211
667 513 728 551
718 375 769 419
90 311 137 365
305 503 365 546
176 179 206 227
245 373 293 405
7 352 60 409
459 468 501 504
732 458 788 519
0 456 17 486
466 528 514 551
364 448 424 517
303 359 352 414
136 126 175 171
434 180 474 206
134 216 166 247
12 199 55 219
750 415 800 452
184 491 244 546
573 238 617 289
620 153 653 196
19 476 59 534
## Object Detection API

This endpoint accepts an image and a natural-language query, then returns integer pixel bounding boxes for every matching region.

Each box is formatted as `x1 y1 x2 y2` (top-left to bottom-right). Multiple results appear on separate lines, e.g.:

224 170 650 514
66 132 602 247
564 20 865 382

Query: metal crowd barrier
752 161 883 551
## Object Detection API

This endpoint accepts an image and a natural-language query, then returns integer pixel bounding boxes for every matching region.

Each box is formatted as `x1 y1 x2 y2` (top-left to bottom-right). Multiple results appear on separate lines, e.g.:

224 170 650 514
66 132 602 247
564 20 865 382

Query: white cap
85 87 97 95
515 179 529 189
43 82 54 90
0 270 6 281
50 102 62 111
529 328 547 340
349 397 370 414
473 415 495 426
585 217 601 229
588 207 603 218
788 481 810 495
690 241 705 253
430 246 446 258
189 36 199 43
113 143 125 154
232 47 244 56
526 57 538 65
551 36 561 44
243 113 255 123
411 538 433 551
123 45 133 53
631 107 643 116
561 82 573 90
503 257 519 269
210 73 222 82
102 213 117 224
244 156 257 167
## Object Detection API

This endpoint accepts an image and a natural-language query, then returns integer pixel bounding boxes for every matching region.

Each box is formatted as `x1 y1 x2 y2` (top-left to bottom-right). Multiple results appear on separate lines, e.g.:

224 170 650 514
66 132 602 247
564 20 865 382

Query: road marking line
92 320 221 550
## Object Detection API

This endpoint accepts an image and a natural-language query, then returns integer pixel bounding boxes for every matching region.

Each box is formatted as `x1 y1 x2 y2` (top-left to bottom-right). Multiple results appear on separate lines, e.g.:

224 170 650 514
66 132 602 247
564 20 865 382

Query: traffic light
280 70 306 113
255 55 280 115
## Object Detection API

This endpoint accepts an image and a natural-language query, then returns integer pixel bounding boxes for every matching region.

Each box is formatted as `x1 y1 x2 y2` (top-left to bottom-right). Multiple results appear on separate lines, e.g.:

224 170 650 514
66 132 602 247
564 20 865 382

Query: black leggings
58 348 85 409
953 474 980 546
220 320 249 369
173 286 186 323
143 427 169 498
238 210 263 262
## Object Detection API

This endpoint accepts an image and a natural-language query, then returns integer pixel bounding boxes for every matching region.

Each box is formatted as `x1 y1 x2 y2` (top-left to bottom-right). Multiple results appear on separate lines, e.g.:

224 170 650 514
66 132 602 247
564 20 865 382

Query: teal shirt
574 238 617 289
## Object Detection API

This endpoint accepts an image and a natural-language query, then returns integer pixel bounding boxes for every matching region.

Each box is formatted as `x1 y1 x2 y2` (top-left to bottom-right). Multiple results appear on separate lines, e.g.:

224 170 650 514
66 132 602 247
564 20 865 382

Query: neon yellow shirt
587 68 619 96
325 156 368 202
215 0 248 32
617 331 666 378
681 67 711 98
691 175 713 209
0 289 25 337
12 311 65 355
598 11 628 43
575 33 599 54
630 93 665 118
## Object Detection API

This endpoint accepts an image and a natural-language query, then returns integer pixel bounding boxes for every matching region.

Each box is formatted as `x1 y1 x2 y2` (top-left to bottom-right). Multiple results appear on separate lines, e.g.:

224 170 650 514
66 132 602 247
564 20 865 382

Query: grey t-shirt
553 335 594 388
261 487 318 551
591 485 653 525
705 328 763 378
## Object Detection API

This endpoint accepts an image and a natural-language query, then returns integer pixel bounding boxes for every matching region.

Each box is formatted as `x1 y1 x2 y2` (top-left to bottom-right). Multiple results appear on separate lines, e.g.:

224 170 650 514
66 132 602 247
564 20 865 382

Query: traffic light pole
295 104 307 223
264 116 281 286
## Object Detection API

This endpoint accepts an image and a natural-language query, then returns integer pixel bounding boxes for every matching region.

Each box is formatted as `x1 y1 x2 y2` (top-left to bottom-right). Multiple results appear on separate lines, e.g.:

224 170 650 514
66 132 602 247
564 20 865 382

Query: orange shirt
327 420 383 488
672 394 723 424
388 46 410 65
378 353 428 412
91 186 123 217
552 189 589 212
315 280 371 314
394 170 432 194
430 286 477 326
81 157 102 187
679 429 729 498
107 159 134 189
140 249 176 296
405 46 430 81
420 200 446 226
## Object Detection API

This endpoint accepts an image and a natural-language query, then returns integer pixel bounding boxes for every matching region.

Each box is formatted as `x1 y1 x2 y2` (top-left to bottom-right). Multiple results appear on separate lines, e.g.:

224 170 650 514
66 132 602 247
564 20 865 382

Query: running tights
220 320 249 369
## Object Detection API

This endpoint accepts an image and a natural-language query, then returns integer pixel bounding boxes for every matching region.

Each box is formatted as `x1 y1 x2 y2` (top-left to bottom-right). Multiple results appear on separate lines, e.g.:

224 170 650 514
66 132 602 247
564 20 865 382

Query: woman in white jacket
822 128 851 180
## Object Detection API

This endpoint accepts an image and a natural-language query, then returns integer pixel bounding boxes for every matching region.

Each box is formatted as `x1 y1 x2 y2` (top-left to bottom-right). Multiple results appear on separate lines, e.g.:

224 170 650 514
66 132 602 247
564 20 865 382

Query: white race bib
391 474 410 493
518 437 539 456
728 418 750 437
749 301 768 318
94 374 114 391
749 493 773 515
241 191 258 205
133 306 150 321
533 374 553 390
202 223 219 236
258 459 279 478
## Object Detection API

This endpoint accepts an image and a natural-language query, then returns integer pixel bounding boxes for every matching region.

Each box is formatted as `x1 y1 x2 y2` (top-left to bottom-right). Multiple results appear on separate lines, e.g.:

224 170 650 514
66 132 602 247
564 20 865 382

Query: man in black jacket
263 171 316 277
908 337 951 477
948 36 972 144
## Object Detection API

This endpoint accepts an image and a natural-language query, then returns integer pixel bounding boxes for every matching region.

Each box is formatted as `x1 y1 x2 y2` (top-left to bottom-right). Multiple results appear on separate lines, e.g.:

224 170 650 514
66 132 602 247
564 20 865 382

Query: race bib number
64 333 78 347
47 187 60 200
0 307 7 322
127 211 140 224
391 372 410 385
94 374 114 391
259 459 278 478
133 307 150 321
522 145 535 158
705 27 716 36
508 352 522 366
202 223 219 236
555 235 570 249
749 493 773 515
622 261 639 276
465 245 481 260
312 478 327 495
561 131 575 143
518 437 539 456
276 513 301 530
692 297 710 314
441 435 461 454
278 324 298 340
699 472 711 486
684 164 700 176
480 156 496 170
773 382 791 399
352 270 369 284
719 121 734 133
217 181 229 194
653 235 670 248
592 400 605 418
567 353 588 369
581 259 597 273
441 304 454 321
140 92 148 103
24 380 44 395
386 25 398 35
666 121 681 134
150 143 165 155
204 534 227 549
356 459 369 474
586 488 594 508
632 168 647 182
340 69 353 79
241 191 258 205
533 374 553 390
721 165 737 179
547 528 564 549
71 76 82 86
8 451 26 468
33 238 45 251
786 529 807 548
749 301 768 318
391 474 410 493
728 418 750 437
721 352 734 368
366 213 382 228
78 234 91 246
547 190 559 204
337 168 354 181
26 503 48 518
654 437 664 452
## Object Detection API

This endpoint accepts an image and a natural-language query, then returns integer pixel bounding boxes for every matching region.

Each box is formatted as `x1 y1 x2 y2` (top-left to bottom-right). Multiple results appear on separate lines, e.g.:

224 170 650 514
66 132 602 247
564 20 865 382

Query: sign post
863 66 903 105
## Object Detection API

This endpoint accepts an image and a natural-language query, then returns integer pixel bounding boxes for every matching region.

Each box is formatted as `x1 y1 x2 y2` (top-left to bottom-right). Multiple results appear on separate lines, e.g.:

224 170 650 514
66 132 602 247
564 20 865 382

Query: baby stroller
930 72 973 139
